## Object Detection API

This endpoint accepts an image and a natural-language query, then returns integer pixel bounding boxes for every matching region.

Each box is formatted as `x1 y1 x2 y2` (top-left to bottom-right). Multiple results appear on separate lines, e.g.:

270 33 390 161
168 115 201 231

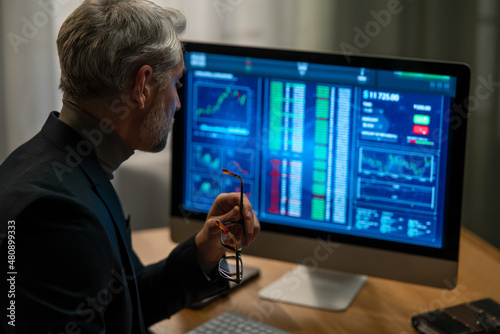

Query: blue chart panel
223 150 254 177
195 84 250 125
358 178 434 208
223 179 253 202
359 148 433 181
192 175 220 205
194 145 221 171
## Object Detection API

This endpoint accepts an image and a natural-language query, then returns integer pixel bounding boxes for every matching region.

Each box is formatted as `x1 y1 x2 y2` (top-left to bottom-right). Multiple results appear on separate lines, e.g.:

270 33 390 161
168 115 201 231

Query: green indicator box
314 160 327 170
413 114 430 125
271 81 284 90
315 120 328 145
313 170 327 183
316 108 328 120
312 183 326 196
316 85 330 98
314 145 327 160
315 120 328 130
269 132 282 151
311 197 325 221
316 99 329 110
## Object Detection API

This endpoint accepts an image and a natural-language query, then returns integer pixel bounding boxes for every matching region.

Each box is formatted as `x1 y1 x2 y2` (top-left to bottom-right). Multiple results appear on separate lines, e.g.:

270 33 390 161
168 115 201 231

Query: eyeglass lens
219 256 243 281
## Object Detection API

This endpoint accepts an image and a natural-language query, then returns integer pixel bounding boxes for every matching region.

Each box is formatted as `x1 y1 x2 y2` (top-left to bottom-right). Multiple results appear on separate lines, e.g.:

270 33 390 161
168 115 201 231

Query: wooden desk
132 228 500 333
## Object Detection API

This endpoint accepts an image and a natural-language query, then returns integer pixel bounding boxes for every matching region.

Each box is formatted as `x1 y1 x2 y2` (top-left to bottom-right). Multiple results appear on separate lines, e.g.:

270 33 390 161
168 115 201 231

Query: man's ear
132 65 154 110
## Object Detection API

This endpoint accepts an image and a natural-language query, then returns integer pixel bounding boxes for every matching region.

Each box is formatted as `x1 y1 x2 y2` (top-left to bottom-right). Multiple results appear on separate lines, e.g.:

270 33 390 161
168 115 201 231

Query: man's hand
195 193 260 263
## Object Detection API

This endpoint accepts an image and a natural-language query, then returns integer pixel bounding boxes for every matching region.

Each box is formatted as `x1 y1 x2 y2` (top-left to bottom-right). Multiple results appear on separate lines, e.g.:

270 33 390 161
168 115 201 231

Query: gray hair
57 0 186 103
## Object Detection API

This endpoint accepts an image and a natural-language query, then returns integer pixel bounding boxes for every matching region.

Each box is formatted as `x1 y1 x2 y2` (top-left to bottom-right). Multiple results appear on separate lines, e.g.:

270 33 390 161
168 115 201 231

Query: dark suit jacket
0 112 226 333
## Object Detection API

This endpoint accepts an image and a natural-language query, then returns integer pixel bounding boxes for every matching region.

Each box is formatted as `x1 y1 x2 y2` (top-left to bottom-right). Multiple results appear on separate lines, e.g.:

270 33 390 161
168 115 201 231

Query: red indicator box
413 125 429 135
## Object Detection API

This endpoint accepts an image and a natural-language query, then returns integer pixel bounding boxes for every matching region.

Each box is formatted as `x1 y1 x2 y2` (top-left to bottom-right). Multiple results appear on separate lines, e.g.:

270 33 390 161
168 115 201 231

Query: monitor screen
171 41 470 309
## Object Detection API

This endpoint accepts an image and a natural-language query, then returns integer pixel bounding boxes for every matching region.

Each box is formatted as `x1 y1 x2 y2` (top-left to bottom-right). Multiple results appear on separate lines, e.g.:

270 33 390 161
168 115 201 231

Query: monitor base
259 265 367 311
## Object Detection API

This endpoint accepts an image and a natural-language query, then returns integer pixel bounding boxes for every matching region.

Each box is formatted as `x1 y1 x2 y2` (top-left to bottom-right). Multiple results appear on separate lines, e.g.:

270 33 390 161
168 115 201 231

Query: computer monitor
170 41 470 311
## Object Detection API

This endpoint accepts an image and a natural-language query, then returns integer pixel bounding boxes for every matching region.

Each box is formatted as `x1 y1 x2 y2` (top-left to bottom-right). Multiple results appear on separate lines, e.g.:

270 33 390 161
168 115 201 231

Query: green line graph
361 150 432 179
196 87 248 117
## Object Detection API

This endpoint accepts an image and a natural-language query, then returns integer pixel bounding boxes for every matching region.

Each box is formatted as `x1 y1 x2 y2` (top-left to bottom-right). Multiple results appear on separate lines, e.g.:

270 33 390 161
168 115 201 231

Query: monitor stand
259 265 367 311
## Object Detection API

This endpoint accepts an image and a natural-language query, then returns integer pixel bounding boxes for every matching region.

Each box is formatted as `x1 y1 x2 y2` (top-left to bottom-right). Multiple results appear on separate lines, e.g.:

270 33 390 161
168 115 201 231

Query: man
0 0 260 332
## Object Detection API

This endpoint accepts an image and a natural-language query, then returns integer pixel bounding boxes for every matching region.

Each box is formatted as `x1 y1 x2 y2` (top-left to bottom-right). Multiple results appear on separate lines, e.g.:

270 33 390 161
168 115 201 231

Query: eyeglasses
215 169 245 284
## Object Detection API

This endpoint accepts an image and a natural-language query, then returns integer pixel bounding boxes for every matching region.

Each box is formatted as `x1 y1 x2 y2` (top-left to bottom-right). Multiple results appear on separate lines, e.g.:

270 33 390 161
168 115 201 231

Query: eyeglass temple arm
222 169 244 223
215 220 239 250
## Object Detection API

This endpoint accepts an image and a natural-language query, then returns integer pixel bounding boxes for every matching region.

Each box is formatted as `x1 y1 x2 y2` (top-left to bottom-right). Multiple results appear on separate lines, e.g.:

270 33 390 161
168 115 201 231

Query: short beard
139 96 172 153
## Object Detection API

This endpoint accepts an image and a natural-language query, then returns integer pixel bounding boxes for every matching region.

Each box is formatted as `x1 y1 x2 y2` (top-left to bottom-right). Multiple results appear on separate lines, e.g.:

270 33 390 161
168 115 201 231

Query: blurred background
1 0 499 249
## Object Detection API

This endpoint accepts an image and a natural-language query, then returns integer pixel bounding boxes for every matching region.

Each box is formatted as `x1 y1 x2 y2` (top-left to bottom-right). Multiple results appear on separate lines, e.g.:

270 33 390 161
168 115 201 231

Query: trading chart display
181 51 458 248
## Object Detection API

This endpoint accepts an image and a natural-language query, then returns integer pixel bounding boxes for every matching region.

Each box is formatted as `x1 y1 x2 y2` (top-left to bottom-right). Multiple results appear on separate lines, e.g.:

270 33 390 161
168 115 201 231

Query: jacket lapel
42 112 147 333
78 139 147 334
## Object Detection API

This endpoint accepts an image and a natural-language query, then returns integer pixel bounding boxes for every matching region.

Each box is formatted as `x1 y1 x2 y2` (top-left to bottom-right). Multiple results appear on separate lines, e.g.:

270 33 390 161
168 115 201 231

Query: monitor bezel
171 41 470 263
